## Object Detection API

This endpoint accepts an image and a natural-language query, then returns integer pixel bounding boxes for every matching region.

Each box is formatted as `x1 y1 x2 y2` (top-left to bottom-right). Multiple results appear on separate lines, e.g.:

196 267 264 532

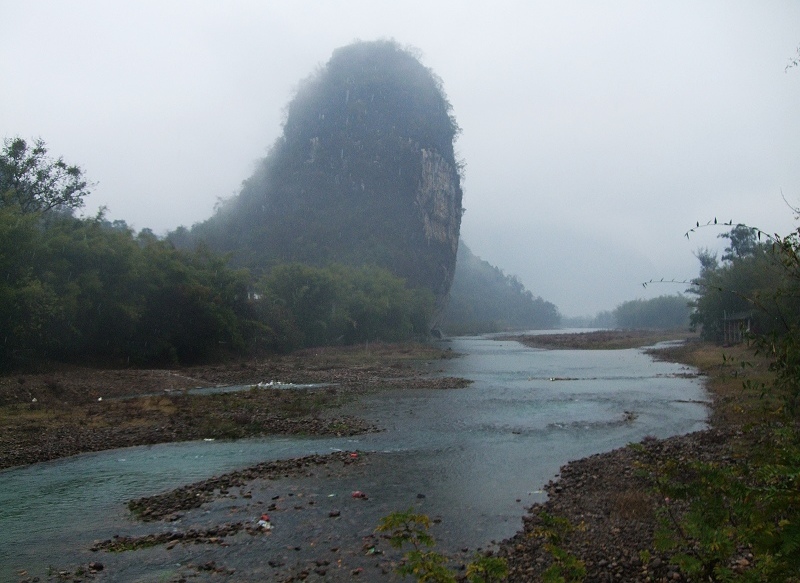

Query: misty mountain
441 243 561 334
173 40 561 332
176 40 463 321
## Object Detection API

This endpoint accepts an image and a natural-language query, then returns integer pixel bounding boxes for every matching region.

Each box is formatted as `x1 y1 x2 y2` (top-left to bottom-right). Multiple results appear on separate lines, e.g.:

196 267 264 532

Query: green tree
719 223 759 262
0 137 91 213
0 206 56 366
256 263 434 350
688 229 790 341
613 295 690 330
0 204 266 368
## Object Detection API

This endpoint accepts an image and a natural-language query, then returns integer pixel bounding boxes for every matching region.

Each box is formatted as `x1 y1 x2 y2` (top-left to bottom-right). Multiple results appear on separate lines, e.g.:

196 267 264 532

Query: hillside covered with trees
587 295 691 330
441 243 560 334
176 40 464 321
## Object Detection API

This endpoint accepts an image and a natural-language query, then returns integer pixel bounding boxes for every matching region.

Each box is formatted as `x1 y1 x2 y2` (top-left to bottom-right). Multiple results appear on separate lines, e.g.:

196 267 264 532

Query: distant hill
175 40 463 323
441 243 561 334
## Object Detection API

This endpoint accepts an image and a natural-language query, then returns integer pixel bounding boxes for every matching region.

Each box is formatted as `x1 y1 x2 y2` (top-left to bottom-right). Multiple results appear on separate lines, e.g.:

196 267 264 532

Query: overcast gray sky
3 1 799 316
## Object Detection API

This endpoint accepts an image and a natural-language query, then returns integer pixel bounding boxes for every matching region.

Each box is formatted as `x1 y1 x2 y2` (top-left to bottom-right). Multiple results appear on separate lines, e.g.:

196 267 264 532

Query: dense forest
0 138 439 369
588 295 691 330
0 139 556 370
441 243 560 334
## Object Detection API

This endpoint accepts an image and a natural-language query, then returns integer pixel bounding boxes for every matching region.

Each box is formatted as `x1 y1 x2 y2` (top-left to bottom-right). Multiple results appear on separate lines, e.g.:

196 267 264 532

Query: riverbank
496 335 774 582
0 343 467 469
5 332 739 582
507 329 695 350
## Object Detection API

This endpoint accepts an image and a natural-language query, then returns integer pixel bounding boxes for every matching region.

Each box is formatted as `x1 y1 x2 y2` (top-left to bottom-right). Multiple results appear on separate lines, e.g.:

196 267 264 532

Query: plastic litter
257 513 273 530
351 490 368 499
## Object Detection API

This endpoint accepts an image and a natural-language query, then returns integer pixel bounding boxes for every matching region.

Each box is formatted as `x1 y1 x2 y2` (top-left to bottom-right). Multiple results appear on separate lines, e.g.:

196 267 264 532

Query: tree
613 295 691 329
688 229 787 341
0 137 91 213
442 243 561 334
719 223 759 261
255 263 434 350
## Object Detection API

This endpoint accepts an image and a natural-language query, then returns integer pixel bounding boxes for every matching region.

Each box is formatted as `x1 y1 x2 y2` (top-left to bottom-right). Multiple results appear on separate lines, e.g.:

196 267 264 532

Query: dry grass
649 340 780 428
290 341 456 368
511 330 697 351
609 488 656 521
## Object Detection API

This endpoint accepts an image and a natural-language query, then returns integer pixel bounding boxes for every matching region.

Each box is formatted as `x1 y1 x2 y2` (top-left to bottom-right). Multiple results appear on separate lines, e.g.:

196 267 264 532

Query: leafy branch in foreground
0 137 92 214
376 510 508 583
639 427 800 582
527 511 586 583
640 215 800 581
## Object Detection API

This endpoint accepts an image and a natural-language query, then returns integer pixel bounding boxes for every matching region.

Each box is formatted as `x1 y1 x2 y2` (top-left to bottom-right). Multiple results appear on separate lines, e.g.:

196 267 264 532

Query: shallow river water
0 334 709 581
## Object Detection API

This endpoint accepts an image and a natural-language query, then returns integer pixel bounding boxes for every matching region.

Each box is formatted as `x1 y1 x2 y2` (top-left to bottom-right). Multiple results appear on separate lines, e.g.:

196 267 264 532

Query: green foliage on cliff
441 243 561 334
179 40 463 306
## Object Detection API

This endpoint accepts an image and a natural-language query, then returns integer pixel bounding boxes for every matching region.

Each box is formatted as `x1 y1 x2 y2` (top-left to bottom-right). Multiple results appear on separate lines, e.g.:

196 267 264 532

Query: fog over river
0 334 708 581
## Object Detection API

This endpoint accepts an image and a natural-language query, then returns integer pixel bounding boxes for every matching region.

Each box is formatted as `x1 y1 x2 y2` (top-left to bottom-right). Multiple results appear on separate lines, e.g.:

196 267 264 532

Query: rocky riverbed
0 343 466 470
493 334 758 583
497 428 742 583
5 334 733 582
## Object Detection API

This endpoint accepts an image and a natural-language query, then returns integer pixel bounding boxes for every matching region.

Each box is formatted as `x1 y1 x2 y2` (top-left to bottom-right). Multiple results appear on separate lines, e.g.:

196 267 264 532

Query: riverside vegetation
489 222 800 582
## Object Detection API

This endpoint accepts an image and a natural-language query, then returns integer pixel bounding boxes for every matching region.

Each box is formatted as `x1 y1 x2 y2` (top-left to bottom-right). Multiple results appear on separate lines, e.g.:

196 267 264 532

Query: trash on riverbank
257 514 273 530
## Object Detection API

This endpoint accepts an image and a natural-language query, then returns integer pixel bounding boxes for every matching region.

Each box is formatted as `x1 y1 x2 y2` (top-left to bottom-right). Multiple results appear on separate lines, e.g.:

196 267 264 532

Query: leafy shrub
377 510 508 583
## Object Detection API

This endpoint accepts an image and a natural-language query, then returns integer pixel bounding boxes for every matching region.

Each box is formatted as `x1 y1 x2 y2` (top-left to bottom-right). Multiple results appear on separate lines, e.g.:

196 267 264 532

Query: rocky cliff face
416 148 462 316
187 40 463 325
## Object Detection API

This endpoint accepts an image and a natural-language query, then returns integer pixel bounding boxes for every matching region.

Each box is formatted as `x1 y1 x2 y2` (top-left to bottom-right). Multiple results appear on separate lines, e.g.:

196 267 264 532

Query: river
0 334 708 581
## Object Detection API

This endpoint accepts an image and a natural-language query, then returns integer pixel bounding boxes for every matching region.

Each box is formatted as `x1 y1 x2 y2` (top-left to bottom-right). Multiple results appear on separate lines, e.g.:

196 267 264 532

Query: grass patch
510 329 695 351
290 341 456 368
649 340 781 427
